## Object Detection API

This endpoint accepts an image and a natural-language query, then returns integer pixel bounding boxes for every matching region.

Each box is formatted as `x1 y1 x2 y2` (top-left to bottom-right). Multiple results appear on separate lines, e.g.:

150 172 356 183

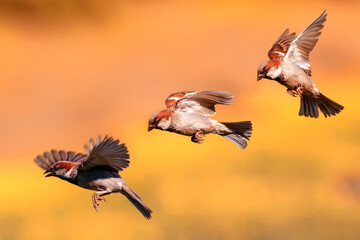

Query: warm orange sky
0 1 359 239
0 0 359 161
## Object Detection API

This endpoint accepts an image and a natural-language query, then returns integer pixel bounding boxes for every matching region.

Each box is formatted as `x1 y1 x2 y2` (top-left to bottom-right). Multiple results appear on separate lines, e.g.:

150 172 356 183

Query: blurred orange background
0 0 359 239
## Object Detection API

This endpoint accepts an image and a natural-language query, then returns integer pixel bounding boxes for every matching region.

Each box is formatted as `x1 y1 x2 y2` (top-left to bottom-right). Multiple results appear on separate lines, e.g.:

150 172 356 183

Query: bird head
148 109 172 131
44 161 79 180
257 60 281 81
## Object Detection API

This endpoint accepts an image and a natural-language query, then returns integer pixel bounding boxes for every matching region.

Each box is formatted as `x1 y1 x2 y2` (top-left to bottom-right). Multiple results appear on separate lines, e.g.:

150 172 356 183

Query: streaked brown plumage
34 135 152 219
148 91 252 149
257 10 344 118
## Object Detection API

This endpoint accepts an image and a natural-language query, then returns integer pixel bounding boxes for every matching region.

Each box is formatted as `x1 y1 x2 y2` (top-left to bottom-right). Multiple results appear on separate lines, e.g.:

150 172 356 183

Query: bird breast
170 112 218 136
281 61 317 92
76 168 124 192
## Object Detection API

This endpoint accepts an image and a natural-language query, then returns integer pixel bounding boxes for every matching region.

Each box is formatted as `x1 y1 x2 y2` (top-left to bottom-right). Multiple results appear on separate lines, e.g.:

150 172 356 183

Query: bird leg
191 131 204 143
92 191 110 212
287 88 298 97
296 86 305 96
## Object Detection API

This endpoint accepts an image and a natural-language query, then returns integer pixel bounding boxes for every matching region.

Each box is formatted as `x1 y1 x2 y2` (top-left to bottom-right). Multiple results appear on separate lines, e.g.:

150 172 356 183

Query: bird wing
80 135 130 171
284 10 327 76
268 28 296 60
34 150 87 170
165 91 234 116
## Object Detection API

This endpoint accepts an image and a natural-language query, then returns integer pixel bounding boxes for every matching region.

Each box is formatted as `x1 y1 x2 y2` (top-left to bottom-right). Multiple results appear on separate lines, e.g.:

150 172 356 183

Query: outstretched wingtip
319 9 327 19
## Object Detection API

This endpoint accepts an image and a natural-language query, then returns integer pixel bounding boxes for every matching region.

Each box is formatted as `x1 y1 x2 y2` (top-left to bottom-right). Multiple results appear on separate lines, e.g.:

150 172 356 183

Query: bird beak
148 125 155 132
44 170 55 177
257 74 264 81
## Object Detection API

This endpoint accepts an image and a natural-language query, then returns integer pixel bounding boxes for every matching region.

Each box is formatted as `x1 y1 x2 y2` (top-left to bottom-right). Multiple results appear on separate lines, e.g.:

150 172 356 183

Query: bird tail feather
220 121 252 149
299 93 343 118
122 186 152 219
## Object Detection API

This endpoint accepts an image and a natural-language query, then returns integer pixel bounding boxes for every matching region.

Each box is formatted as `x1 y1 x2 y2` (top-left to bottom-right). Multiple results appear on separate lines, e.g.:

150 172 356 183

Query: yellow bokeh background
0 0 359 239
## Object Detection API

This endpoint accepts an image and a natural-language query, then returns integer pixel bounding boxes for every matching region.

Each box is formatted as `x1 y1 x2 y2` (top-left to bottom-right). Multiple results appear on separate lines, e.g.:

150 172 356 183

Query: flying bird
34 135 152 219
148 91 252 149
257 10 344 118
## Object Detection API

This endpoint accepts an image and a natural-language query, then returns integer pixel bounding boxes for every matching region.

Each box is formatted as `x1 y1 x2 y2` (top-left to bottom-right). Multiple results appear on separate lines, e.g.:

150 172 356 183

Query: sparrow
34 135 152 219
148 91 252 149
257 10 344 118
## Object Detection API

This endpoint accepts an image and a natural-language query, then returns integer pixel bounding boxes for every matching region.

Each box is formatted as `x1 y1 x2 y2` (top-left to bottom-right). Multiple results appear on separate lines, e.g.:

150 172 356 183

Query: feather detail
284 10 327 76
34 150 86 170
81 135 130 171
268 28 296 60
166 91 234 116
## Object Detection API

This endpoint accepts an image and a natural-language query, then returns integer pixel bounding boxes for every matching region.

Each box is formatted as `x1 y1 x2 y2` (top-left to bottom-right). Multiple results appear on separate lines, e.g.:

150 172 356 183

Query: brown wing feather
81 135 130 171
302 68 312 76
34 150 87 170
268 28 296 60
285 10 327 76
168 91 234 116
165 91 193 108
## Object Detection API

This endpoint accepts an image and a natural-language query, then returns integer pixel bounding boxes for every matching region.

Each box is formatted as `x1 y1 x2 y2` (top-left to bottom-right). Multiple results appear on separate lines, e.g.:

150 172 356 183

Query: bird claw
191 132 204 144
296 86 305 96
287 89 298 97
92 193 106 212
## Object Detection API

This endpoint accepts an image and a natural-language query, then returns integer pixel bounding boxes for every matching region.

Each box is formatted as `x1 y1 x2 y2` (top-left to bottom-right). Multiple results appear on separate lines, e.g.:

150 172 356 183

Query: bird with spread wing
257 10 344 118
34 135 152 219
148 91 252 149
